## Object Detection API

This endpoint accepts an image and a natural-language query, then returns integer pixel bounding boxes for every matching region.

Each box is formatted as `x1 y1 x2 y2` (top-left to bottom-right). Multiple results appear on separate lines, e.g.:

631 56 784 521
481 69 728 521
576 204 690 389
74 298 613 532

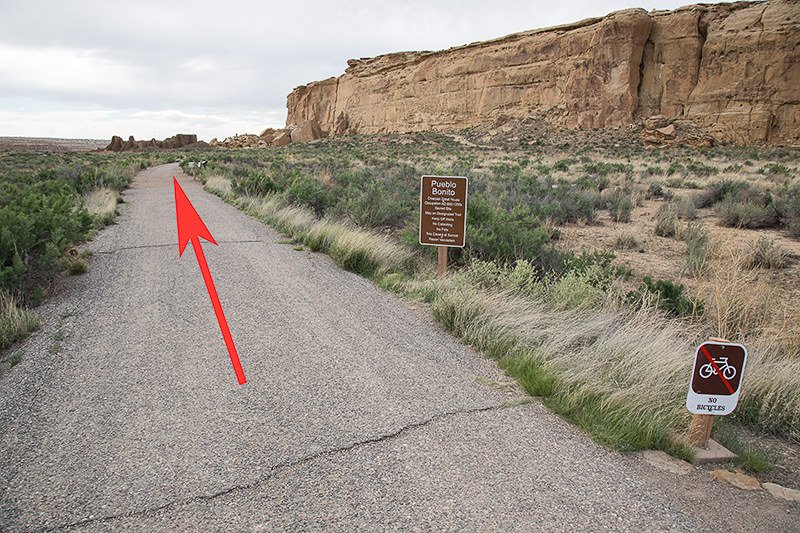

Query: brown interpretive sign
419 175 468 247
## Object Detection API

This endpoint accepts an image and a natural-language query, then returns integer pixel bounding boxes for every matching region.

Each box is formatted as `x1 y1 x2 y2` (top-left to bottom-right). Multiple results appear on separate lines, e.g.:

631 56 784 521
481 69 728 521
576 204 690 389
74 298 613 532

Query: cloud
0 0 732 139
0 107 284 140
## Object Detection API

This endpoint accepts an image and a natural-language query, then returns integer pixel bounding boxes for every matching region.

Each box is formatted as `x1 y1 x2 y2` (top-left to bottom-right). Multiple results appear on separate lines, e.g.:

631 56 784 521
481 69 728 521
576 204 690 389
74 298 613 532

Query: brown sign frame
418 175 468 248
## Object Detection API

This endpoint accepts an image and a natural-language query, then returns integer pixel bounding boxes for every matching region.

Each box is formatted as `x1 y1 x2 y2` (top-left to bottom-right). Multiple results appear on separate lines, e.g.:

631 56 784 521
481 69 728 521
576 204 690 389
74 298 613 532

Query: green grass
8 350 22 367
713 422 775 473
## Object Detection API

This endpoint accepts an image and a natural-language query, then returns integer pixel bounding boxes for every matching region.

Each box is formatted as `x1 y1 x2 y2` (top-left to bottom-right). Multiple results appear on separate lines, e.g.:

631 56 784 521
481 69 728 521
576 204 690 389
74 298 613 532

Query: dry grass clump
85 188 118 227
235 194 413 277
654 204 680 238
204 175 233 198
613 232 640 251
743 237 789 270
697 242 777 342
428 274 696 456
0 290 40 350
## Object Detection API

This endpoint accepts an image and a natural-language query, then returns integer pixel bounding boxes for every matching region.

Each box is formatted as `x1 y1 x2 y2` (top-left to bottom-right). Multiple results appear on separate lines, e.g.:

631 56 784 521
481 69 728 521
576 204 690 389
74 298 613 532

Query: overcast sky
0 0 731 141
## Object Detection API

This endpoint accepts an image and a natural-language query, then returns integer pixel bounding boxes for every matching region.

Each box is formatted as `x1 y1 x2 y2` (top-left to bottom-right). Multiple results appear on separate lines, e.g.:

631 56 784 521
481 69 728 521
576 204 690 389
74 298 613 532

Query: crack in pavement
93 240 280 254
45 402 512 532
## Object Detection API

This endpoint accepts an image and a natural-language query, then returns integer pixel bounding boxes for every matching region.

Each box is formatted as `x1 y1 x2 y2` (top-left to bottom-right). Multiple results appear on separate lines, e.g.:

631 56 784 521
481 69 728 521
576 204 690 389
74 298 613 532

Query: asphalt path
1 164 797 531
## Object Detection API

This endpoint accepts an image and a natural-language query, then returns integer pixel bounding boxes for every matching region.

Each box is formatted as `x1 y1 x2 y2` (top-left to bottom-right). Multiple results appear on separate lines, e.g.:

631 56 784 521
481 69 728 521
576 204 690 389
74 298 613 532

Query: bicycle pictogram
698 357 737 380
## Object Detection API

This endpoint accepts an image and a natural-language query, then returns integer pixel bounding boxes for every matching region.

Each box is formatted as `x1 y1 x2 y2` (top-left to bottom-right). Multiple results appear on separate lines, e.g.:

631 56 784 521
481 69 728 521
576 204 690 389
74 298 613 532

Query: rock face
105 133 201 152
286 0 800 146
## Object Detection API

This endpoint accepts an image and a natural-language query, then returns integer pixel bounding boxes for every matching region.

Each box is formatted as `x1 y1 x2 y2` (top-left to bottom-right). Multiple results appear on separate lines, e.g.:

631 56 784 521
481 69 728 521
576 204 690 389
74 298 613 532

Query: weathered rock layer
105 134 204 152
286 0 799 145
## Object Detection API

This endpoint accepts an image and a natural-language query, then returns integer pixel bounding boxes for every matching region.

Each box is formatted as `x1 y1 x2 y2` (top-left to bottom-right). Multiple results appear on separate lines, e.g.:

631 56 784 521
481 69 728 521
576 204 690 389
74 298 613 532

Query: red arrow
173 177 246 385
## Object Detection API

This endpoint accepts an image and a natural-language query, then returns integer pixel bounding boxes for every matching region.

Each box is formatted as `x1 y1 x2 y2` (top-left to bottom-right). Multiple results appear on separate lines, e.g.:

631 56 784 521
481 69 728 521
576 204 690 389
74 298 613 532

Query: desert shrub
505 176 596 224
715 200 779 229
631 276 703 318
603 188 635 222
694 179 751 208
744 237 789 269
582 161 633 177
759 163 792 177
575 174 610 192
232 169 280 197
553 158 575 172
666 162 684 176
333 180 412 229
284 176 332 215
0 186 93 296
466 196 554 267
545 267 606 311
774 182 800 236
674 196 698 220
646 182 671 199
685 160 718 177
644 166 665 176
563 250 628 289
654 204 680 238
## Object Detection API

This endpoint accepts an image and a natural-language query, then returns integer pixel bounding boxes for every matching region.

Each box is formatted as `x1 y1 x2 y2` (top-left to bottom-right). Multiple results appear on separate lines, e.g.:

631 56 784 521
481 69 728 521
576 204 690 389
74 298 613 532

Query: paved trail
1 164 797 532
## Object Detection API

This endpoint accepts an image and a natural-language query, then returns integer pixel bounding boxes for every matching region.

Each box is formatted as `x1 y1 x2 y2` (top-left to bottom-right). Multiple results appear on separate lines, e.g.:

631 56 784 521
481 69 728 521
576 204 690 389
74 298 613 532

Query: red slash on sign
699 344 734 394
173 177 246 385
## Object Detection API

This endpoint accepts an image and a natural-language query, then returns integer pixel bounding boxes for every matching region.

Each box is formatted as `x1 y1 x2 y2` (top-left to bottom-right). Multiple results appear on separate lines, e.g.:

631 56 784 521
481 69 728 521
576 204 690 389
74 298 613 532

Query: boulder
290 120 325 143
271 130 291 146
259 128 276 142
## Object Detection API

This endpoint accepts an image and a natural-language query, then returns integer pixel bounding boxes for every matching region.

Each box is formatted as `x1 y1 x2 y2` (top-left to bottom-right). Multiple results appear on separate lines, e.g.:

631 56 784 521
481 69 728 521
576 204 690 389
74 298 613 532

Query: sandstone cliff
286 0 799 146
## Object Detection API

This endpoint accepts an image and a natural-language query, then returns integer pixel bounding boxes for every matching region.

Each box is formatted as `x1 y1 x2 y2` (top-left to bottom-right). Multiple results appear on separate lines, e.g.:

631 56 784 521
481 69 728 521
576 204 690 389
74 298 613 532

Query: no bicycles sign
686 341 747 416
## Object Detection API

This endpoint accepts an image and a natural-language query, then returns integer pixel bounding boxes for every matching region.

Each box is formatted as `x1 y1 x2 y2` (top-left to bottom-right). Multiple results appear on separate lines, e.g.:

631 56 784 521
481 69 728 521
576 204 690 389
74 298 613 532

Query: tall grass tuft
235 194 414 277
0 290 40 350
204 175 233 198
426 270 697 456
85 188 119 227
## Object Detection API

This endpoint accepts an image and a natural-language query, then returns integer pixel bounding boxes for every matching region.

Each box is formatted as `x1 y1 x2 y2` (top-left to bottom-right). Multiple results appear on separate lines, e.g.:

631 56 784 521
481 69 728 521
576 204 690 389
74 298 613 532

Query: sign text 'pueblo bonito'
419 175 468 247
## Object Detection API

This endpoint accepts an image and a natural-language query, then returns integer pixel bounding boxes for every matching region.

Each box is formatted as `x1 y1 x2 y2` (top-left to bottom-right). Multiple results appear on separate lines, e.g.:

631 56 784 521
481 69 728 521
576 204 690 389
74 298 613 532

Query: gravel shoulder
0 164 796 532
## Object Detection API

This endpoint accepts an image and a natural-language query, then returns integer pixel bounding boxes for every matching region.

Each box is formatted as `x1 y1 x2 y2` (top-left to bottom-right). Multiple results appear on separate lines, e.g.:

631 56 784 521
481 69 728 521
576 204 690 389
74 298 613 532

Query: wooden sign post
419 175 468 277
437 246 448 277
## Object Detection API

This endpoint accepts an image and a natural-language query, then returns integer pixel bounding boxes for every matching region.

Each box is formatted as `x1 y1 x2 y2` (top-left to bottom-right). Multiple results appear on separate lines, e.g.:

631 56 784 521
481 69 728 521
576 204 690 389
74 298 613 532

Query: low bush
644 166 665 176
674 196 698 220
466 196 554 268
631 276 703 318
601 188 635 223
694 179 751 209
582 161 633 177
646 182 671 199
774 182 800 237
685 160 718 177
715 200 779 229
284 176 332 215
